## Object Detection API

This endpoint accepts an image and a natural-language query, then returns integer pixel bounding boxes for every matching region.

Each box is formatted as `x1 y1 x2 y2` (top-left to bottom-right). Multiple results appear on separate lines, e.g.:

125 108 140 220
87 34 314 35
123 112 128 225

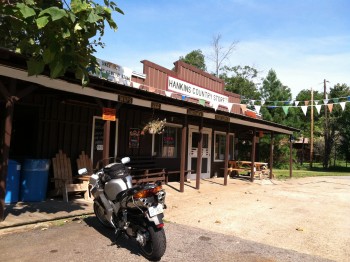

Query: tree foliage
0 0 123 85
329 83 350 164
221 65 260 100
179 49 206 71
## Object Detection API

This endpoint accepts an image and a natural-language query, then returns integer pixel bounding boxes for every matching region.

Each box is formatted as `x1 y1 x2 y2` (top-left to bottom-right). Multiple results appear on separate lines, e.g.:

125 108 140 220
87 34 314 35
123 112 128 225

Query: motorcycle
78 157 167 261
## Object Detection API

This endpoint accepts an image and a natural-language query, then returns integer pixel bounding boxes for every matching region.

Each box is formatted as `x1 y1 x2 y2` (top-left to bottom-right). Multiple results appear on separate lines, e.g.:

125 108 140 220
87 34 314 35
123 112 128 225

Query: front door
187 125 212 179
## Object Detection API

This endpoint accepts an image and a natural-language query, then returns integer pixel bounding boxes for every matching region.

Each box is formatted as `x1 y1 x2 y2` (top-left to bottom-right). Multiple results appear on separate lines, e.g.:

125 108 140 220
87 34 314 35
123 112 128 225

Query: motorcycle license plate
148 204 164 217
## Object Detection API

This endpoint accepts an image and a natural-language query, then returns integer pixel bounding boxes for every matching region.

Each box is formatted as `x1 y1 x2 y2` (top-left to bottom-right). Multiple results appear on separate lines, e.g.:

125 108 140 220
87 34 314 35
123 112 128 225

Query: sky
95 0 350 99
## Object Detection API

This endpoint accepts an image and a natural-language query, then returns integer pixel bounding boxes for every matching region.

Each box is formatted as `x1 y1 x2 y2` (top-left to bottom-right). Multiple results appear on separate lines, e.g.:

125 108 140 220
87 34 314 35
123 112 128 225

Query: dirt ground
164 176 350 262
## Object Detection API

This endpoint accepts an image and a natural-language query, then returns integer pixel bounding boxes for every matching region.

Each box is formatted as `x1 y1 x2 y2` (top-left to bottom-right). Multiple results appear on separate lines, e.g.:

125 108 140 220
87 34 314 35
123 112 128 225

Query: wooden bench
125 156 166 185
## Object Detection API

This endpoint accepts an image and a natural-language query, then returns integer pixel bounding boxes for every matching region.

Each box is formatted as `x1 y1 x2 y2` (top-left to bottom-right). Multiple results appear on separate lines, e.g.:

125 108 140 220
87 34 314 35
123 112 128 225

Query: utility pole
310 87 314 168
323 79 329 168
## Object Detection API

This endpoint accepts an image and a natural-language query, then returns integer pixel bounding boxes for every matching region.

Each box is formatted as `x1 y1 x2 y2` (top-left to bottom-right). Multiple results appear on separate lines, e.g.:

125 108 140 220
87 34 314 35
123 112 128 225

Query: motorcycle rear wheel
93 201 113 228
140 226 166 261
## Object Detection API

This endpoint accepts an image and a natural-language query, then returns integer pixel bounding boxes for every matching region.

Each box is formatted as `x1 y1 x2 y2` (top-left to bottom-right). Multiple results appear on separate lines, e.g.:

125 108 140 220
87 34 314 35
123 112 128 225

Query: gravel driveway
164 176 350 262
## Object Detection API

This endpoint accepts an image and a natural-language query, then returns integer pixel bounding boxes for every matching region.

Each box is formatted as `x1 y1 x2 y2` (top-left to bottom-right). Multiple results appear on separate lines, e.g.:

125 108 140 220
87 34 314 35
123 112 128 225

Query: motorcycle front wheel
93 200 113 228
140 225 166 261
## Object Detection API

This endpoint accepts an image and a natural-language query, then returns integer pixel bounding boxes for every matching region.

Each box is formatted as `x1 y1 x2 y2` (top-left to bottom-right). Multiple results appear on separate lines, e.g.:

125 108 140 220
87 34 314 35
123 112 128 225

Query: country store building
0 48 298 206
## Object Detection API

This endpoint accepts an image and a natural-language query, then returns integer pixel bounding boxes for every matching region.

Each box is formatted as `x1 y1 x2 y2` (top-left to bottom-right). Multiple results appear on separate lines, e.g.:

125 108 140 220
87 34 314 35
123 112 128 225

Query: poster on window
163 132 175 146
129 128 140 148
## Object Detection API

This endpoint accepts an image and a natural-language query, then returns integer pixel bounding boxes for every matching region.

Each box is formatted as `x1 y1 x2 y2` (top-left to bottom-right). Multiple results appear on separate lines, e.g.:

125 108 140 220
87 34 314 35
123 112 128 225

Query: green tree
179 49 206 71
0 0 123 85
329 83 350 166
260 69 292 123
0 0 122 221
259 69 295 167
221 65 261 100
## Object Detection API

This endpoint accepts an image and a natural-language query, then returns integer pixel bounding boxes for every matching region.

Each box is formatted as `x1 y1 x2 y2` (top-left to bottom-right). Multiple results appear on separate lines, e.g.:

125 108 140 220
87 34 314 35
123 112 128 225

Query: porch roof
0 49 299 135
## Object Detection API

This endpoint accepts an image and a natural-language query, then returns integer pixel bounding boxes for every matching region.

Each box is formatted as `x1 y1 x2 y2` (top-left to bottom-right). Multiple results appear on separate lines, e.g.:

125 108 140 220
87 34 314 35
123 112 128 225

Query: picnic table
226 160 269 178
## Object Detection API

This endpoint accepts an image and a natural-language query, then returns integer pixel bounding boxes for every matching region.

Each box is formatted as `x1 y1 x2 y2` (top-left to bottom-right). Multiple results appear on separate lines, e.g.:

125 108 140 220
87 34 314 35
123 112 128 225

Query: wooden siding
142 59 242 115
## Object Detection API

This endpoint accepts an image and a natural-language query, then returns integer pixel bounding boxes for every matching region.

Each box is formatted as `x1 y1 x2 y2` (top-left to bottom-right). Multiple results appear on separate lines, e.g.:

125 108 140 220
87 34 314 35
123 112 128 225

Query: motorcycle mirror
121 157 130 164
78 168 88 175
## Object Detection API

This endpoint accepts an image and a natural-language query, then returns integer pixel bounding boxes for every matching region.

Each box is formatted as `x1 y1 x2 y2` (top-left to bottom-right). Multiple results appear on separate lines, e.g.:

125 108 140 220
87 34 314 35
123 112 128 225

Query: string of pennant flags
131 81 350 116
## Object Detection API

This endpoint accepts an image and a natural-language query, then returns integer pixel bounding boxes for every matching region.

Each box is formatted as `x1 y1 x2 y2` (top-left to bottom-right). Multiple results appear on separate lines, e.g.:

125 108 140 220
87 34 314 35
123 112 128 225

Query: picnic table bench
225 160 269 179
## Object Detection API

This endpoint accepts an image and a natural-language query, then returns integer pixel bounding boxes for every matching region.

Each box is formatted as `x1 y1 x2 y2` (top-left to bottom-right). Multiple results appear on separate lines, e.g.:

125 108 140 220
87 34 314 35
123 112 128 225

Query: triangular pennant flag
305 100 309 106
181 95 187 101
131 82 140 89
295 101 300 106
240 104 247 112
254 105 261 114
211 102 219 111
282 106 289 115
198 99 205 106
333 98 339 103
315 105 321 114
165 91 172 97
328 104 333 113
274 101 278 106
314 100 319 105
323 99 329 104
301 106 308 116
251 100 255 105
225 102 233 112
340 102 346 111
261 100 265 105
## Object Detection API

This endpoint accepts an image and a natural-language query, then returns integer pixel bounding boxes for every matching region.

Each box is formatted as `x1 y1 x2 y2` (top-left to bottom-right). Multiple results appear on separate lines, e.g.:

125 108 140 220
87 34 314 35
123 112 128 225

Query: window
214 132 234 161
154 125 179 158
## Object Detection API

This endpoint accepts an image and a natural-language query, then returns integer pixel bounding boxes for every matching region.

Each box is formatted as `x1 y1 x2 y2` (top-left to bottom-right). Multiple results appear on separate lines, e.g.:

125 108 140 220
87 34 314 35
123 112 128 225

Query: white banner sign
167 77 228 104
89 59 133 86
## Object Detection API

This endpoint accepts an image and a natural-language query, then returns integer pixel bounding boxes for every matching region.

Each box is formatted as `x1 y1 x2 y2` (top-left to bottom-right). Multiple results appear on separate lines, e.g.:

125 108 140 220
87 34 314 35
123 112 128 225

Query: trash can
20 159 50 202
5 160 21 204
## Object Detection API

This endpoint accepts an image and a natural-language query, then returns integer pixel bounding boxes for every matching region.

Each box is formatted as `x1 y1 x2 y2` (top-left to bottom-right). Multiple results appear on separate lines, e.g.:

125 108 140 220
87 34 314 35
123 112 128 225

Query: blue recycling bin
20 159 50 202
5 160 21 204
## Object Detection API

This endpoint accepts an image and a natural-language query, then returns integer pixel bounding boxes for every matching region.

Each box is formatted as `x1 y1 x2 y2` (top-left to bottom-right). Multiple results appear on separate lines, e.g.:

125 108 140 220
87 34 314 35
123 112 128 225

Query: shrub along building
0 49 298 219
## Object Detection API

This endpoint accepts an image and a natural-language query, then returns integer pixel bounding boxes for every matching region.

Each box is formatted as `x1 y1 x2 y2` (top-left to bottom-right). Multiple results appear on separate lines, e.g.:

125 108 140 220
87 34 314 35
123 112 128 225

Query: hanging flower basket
142 118 166 135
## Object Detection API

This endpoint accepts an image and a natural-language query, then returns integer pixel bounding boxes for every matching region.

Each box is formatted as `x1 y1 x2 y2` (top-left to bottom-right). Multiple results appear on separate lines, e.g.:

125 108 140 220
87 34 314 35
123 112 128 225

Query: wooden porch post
179 116 187 192
0 80 38 221
103 120 110 165
196 118 203 190
0 96 14 221
269 132 274 179
250 129 256 182
224 130 230 186
290 135 293 178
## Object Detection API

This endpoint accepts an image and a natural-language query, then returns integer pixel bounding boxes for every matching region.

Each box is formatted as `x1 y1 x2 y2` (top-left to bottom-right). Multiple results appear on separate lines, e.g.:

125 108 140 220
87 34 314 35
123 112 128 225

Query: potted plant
142 118 166 134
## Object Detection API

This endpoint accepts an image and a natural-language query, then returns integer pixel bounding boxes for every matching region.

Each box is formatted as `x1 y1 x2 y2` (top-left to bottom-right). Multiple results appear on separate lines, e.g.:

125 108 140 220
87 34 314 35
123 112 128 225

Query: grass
273 164 350 179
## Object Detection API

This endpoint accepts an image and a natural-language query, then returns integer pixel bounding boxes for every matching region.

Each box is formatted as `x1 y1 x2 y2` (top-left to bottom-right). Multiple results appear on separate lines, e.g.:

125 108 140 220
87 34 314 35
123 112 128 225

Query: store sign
215 114 230 122
168 76 228 104
89 59 132 86
187 109 203 117
102 107 116 121
118 95 133 104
